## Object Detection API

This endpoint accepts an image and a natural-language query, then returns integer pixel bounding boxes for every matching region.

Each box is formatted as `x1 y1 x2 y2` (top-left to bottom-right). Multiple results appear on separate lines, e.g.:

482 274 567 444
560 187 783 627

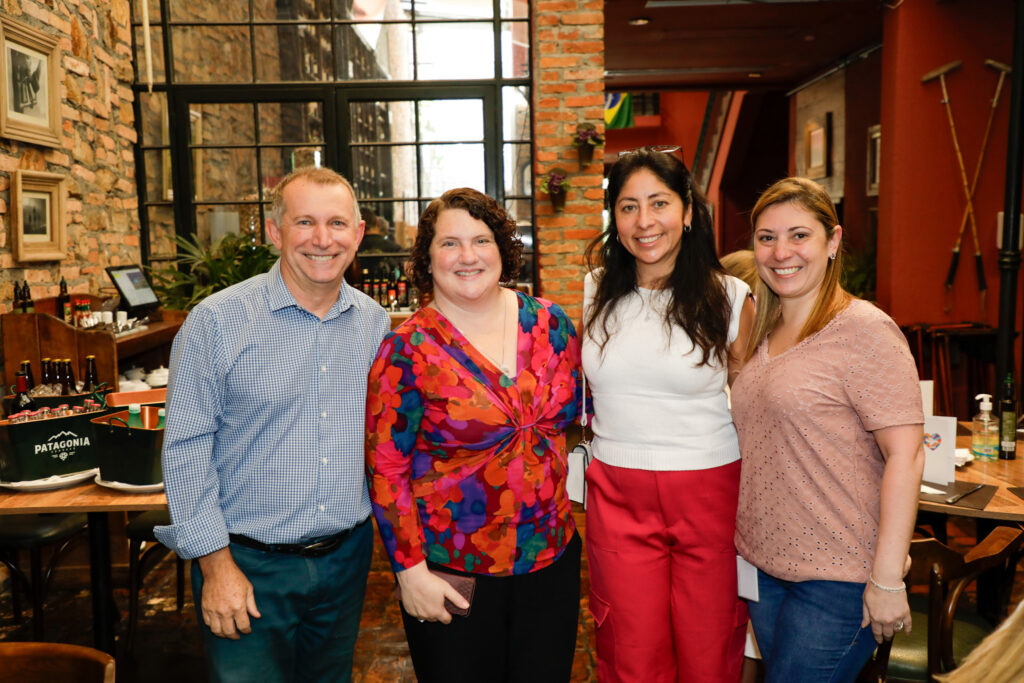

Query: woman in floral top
366 187 582 682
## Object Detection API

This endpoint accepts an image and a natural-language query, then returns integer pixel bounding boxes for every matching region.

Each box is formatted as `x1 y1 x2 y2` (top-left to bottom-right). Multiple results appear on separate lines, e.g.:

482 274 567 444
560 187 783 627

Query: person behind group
720 249 759 293
732 177 924 682
155 166 389 682
936 597 1024 683
366 187 582 682
582 147 754 682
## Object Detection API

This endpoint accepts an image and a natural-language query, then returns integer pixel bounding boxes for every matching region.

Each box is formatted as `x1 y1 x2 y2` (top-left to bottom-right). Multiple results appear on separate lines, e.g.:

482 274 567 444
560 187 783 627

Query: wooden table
0 481 167 654
917 433 1024 522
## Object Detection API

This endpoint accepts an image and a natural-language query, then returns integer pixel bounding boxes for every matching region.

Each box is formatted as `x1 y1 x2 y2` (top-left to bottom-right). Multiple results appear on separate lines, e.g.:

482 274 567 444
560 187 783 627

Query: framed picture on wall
804 113 832 180
866 124 881 196
0 16 61 148
12 169 66 262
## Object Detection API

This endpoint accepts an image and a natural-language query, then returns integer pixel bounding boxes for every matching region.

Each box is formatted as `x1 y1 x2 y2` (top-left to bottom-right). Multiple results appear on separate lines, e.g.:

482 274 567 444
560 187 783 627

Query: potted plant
539 168 570 211
147 232 279 310
573 122 604 167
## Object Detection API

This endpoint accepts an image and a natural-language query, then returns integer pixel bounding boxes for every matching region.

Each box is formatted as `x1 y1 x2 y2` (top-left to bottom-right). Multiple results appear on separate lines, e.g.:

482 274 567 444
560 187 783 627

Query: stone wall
0 0 139 317
533 0 604 323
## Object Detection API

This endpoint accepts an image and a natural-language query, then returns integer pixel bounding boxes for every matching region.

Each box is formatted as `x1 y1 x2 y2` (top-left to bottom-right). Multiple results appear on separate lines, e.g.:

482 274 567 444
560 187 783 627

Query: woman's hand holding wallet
396 561 471 624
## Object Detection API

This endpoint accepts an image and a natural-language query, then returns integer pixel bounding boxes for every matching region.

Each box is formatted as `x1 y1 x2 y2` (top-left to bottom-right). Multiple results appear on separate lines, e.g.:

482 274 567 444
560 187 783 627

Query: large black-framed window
130 0 534 290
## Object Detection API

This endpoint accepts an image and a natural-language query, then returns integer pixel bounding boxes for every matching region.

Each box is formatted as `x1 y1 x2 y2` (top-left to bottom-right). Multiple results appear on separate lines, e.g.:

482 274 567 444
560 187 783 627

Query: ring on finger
895 621 904 632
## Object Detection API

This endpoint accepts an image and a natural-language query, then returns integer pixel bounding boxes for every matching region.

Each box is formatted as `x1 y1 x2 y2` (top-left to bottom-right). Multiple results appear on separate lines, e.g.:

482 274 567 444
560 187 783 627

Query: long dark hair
584 149 731 366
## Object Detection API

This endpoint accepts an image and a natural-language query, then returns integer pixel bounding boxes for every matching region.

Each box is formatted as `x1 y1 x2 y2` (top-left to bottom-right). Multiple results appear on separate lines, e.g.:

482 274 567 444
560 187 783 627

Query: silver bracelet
868 574 906 593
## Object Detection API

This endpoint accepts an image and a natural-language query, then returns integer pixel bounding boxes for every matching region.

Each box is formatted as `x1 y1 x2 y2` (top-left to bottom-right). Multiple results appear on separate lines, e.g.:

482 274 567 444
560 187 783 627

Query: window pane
194 148 258 202
500 0 529 19
194 203 263 248
359 200 417 250
501 21 529 78
134 26 165 83
350 100 415 144
335 23 413 81
420 143 485 197
168 1 248 22
172 26 253 83
143 150 173 201
146 205 177 259
333 0 409 21
260 146 326 199
253 0 330 21
132 0 161 21
503 143 531 196
255 25 334 82
416 23 494 80
139 91 168 146
426 0 493 19
259 102 325 144
350 144 418 202
191 103 254 145
418 100 483 142
502 86 530 141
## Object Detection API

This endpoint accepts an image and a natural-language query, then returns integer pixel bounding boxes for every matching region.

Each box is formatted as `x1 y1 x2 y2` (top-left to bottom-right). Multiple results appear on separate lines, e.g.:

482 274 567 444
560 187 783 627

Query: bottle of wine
22 281 34 313
83 355 100 393
56 277 70 323
157 407 166 429
397 271 409 309
1000 373 1017 460
12 280 23 313
13 371 36 413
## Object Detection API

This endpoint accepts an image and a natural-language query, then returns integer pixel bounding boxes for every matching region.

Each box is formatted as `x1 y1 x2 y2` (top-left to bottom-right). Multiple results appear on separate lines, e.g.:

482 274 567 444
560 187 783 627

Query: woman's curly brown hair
408 187 523 294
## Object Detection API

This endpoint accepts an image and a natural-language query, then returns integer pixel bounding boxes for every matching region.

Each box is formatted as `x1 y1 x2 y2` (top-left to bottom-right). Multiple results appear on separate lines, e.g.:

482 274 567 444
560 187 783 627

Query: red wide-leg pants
585 459 747 683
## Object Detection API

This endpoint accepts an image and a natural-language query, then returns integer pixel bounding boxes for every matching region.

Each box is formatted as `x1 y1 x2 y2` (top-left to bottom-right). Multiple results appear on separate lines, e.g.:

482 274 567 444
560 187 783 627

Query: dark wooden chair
0 513 88 640
860 526 1024 682
124 510 184 653
0 641 115 683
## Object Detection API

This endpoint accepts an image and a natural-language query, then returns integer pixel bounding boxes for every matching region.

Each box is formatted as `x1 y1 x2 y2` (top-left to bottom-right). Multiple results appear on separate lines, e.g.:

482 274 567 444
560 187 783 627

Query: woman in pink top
731 177 924 682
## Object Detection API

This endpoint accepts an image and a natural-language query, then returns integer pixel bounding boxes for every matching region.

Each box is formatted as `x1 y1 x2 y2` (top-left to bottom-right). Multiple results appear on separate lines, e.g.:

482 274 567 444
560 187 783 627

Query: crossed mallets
923 59 1012 313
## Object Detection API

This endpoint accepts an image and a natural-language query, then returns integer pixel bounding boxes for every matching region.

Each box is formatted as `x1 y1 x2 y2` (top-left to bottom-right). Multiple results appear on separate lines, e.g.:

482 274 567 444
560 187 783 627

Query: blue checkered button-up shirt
154 261 389 559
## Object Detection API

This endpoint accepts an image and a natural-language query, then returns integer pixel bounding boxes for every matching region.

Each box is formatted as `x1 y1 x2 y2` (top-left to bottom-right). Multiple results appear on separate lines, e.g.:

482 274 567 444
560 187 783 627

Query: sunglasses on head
617 145 682 157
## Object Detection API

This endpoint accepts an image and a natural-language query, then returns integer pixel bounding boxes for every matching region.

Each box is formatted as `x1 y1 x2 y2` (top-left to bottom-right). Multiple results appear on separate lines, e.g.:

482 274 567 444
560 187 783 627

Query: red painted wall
604 91 710 168
878 0 1018 326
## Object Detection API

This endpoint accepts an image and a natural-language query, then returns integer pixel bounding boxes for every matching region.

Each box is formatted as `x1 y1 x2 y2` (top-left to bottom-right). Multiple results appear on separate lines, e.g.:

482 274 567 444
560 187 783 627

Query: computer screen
105 265 160 313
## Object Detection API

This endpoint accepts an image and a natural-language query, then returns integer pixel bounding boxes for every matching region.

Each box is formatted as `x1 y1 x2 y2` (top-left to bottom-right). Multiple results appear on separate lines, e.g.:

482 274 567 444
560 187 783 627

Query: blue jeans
192 519 373 683
748 571 877 683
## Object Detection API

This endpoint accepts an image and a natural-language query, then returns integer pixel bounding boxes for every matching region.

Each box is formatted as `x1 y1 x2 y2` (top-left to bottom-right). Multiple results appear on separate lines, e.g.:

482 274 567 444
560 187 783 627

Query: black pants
401 532 582 683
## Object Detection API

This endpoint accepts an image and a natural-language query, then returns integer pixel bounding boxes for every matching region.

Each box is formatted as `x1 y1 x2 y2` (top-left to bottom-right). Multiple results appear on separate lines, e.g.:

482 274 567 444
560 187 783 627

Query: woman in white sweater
582 147 754 682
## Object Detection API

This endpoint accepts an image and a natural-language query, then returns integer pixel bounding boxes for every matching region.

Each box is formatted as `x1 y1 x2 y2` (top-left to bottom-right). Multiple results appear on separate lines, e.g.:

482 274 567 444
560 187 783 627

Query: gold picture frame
804 113 832 180
0 16 61 148
12 169 66 262
866 124 881 196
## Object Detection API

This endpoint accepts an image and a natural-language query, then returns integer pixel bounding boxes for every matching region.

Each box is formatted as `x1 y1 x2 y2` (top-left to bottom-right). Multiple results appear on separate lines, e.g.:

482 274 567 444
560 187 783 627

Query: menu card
922 415 956 486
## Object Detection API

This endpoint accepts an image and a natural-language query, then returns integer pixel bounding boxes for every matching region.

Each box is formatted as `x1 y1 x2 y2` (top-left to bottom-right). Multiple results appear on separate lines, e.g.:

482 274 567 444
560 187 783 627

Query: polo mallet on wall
938 59 1012 312
923 60 987 310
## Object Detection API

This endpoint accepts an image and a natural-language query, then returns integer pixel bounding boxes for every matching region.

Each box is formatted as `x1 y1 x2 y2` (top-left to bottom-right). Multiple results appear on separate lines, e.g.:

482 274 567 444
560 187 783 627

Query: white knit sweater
582 271 749 471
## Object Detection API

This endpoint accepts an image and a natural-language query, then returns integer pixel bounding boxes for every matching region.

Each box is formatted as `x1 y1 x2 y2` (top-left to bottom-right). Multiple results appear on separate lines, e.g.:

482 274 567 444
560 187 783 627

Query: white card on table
922 415 956 486
920 381 934 416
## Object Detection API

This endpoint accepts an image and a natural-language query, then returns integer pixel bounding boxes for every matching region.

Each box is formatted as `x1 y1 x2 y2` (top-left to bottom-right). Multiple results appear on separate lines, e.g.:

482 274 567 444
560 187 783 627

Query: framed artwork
804 113 832 180
0 16 61 148
12 169 66 262
866 124 881 196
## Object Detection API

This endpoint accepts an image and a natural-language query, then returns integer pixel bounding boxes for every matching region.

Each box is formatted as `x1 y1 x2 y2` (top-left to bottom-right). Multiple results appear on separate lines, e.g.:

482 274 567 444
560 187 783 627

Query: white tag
566 443 591 508
737 554 759 602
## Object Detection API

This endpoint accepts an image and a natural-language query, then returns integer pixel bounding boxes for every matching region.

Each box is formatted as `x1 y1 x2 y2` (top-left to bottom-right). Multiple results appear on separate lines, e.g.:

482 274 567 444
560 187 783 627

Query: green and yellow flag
605 93 634 129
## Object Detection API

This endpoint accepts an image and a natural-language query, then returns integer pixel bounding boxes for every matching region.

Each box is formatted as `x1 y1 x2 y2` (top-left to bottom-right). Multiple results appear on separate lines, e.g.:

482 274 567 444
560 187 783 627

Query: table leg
88 511 116 654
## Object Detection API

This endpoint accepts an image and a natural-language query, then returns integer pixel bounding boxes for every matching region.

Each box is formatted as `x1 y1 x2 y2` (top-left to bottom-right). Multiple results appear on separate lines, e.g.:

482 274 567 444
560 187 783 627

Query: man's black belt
228 519 367 558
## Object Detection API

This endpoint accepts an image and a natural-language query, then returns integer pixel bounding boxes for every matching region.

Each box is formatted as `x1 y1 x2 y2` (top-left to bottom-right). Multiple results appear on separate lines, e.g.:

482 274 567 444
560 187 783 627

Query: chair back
915 526 1023 677
0 642 115 683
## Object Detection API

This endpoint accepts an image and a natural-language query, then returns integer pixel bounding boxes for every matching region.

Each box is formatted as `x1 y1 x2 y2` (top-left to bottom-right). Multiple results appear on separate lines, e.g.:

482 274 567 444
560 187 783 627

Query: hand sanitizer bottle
972 393 998 460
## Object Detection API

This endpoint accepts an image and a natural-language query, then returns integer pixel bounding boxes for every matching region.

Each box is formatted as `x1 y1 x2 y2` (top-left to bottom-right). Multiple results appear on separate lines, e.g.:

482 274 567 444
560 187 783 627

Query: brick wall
0 0 139 315
533 0 604 324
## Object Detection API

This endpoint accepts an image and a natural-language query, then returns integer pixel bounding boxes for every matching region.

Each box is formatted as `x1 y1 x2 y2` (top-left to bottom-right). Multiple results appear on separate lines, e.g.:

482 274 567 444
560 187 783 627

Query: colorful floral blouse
366 291 581 576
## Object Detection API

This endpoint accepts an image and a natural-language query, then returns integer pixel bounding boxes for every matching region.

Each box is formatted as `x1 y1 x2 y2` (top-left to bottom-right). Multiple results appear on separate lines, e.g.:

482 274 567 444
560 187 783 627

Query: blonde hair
744 177 850 361
935 599 1024 682
268 166 360 226
720 250 758 291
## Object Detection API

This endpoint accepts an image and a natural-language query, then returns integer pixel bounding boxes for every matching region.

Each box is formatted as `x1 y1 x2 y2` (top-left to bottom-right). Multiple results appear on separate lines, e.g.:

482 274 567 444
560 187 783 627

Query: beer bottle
56 277 70 323
83 355 100 393
12 280 23 312
398 271 409 309
20 360 34 390
157 407 166 429
128 403 144 428
13 371 36 413
40 358 52 387
64 358 77 394
361 268 372 297
22 281 34 313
